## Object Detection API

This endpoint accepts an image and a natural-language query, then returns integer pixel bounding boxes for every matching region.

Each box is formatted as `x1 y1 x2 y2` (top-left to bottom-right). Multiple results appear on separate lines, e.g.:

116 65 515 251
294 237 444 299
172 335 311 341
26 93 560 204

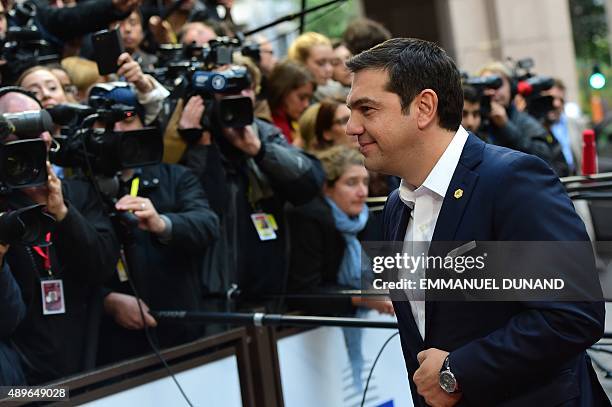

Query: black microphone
464 75 503 91
3 110 54 136
517 76 554 97
47 103 95 126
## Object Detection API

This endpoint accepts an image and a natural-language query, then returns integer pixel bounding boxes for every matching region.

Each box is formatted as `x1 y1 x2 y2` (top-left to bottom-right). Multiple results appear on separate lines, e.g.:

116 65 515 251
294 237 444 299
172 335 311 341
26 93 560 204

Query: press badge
40 279 66 315
250 213 277 241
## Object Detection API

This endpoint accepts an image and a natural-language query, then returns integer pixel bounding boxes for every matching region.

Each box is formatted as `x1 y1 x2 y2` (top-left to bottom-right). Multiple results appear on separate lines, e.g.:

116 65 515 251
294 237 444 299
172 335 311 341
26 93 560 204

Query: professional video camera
510 58 555 121
0 111 56 245
0 110 53 192
463 74 503 128
151 37 256 142
0 2 60 84
48 93 163 177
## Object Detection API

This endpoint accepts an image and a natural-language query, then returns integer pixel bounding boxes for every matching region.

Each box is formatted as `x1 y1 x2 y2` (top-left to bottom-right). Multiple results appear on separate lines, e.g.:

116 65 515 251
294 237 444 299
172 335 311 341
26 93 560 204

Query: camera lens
4 148 39 186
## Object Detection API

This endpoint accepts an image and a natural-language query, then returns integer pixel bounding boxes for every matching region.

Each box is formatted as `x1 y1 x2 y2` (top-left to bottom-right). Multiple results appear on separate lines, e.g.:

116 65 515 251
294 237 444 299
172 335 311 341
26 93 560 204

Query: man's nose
346 113 363 136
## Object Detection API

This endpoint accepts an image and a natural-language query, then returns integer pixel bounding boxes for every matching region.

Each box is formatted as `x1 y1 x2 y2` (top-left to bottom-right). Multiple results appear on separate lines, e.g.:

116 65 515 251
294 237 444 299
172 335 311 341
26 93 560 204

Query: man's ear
415 89 439 130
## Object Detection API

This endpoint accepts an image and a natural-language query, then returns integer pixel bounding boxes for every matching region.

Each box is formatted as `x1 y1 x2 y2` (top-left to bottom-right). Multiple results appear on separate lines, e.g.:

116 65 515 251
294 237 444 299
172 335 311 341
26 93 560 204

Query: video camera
463 74 503 128
48 95 163 177
510 58 555 121
0 2 60 84
0 110 53 193
151 37 256 141
0 111 56 246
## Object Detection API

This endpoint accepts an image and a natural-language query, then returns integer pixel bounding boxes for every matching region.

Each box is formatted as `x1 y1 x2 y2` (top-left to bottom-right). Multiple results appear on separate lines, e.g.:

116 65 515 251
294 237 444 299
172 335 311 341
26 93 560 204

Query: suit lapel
388 197 426 354
425 133 484 341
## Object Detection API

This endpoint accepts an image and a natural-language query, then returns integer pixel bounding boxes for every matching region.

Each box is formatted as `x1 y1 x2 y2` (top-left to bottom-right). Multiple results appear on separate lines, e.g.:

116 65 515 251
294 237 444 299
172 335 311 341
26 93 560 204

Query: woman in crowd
298 99 356 151
288 31 345 102
288 145 393 315
267 60 316 145
287 145 393 390
17 66 71 110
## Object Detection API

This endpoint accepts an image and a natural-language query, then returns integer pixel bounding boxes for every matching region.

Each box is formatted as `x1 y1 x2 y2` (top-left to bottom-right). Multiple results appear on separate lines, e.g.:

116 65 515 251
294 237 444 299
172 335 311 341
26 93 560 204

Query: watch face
439 371 457 393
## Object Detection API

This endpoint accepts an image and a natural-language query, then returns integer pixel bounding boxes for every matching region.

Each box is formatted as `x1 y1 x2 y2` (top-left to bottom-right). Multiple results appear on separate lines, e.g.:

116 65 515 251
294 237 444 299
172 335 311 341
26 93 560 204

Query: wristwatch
439 355 460 393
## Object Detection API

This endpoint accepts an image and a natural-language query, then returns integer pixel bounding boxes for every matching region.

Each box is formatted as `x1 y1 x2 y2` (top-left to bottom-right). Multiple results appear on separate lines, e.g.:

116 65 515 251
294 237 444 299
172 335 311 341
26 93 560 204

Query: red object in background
516 81 534 96
581 129 598 175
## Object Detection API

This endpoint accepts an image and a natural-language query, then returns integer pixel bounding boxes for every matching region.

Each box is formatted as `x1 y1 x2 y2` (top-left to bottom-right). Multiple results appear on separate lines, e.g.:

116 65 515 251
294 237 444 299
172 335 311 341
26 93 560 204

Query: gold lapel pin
454 188 463 199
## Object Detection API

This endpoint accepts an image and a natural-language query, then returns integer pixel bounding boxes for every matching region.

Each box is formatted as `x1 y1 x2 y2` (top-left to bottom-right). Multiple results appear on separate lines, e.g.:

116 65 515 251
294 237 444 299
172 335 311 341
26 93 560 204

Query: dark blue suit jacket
382 134 609 406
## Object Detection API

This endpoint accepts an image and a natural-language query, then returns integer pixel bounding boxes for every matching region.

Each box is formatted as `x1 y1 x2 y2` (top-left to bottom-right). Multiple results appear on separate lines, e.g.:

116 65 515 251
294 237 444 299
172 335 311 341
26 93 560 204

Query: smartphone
92 28 124 75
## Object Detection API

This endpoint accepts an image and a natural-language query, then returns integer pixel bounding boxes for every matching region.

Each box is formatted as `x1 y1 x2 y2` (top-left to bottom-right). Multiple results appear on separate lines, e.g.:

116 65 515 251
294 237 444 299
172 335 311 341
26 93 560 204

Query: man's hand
352 296 395 315
179 96 212 145
489 101 508 128
115 195 166 235
414 348 461 407
117 53 153 93
222 126 261 157
148 16 175 45
0 243 10 264
104 292 157 330
111 0 140 14
46 162 68 221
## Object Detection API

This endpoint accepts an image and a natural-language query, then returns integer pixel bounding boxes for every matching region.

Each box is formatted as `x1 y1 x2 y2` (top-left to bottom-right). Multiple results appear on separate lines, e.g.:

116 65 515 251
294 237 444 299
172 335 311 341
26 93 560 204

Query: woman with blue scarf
288 145 394 390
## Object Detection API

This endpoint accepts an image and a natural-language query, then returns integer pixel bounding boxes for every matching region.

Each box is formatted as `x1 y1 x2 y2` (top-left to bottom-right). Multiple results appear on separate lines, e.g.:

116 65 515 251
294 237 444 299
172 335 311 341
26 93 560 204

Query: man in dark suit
345 38 609 406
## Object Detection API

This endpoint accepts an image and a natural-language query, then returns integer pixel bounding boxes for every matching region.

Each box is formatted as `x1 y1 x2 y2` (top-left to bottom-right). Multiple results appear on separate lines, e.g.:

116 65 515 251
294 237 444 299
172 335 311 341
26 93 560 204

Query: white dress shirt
398 126 469 339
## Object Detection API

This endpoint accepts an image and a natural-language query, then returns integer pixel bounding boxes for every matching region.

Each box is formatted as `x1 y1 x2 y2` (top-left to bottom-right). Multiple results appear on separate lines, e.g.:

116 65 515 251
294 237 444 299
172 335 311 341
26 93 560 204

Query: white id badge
250 213 277 241
40 279 66 315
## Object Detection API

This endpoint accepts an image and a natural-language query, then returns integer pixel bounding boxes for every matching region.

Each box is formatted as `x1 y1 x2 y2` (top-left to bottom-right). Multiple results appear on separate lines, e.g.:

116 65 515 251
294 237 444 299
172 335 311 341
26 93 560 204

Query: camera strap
31 233 66 315
32 233 52 277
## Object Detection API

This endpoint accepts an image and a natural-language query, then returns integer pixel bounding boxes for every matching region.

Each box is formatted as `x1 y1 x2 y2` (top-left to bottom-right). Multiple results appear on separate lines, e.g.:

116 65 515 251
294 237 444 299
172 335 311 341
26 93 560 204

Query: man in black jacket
0 89 120 384
178 65 324 308
93 86 220 364
0 258 26 386
478 62 555 165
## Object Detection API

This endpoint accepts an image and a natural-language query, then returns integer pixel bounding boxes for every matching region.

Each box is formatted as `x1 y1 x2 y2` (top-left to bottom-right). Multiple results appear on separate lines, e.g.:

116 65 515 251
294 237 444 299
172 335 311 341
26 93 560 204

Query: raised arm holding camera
178 57 324 307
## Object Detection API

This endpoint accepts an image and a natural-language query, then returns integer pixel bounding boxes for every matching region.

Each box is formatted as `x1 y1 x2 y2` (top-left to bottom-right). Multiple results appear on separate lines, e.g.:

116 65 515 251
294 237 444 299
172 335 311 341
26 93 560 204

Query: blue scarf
324 196 369 289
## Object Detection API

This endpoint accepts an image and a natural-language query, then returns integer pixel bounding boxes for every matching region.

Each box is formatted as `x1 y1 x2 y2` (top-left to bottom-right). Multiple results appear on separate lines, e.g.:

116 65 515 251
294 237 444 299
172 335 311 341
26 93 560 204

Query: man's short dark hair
343 18 391 55
346 38 463 131
463 85 480 105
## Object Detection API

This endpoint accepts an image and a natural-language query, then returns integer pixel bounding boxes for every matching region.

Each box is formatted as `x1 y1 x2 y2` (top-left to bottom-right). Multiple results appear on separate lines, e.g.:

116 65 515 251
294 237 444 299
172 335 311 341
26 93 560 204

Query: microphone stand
243 0 347 37
151 310 398 329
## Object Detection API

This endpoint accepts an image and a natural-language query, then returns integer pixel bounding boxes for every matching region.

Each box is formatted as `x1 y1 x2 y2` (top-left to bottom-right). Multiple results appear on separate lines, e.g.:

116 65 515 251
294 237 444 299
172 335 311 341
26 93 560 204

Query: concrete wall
360 0 580 103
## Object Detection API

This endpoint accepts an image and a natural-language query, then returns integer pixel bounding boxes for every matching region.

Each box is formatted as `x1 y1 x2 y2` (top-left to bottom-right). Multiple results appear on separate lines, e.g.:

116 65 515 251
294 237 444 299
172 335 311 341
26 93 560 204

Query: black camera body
152 37 256 143
463 74 503 130
0 110 54 193
1 2 60 84
49 101 163 177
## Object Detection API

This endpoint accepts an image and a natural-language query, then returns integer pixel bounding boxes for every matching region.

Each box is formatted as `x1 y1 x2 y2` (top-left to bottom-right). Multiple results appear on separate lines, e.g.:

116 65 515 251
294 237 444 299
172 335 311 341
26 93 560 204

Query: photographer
178 61 324 308
478 62 553 163
88 84 220 364
542 78 581 175
461 85 482 137
0 89 119 384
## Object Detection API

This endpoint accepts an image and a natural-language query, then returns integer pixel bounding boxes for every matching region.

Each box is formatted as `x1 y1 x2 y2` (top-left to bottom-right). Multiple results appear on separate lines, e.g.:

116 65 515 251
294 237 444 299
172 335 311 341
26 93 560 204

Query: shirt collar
399 126 469 204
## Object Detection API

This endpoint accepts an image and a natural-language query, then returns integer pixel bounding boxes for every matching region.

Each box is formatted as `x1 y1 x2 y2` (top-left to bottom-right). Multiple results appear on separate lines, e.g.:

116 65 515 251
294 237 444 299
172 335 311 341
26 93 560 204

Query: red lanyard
32 233 52 276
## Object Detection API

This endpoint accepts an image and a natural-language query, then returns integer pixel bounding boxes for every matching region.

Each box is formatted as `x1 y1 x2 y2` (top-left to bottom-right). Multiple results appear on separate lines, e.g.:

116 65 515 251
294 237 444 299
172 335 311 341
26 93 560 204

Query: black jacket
31 0 130 42
488 104 553 164
0 263 26 386
287 195 356 315
8 179 119 385
98 164 219 364
181 119 324 306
